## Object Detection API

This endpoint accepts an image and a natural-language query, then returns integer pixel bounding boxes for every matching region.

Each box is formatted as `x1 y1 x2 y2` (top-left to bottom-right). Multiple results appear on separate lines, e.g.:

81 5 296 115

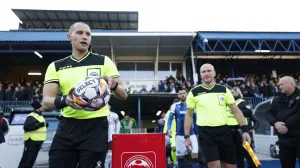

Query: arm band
54 95 67 109
240 125 249 133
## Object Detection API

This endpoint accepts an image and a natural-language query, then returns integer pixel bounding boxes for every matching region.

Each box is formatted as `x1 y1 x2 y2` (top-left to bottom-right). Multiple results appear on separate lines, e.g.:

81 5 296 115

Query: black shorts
198 125 236 164
49 116 108 168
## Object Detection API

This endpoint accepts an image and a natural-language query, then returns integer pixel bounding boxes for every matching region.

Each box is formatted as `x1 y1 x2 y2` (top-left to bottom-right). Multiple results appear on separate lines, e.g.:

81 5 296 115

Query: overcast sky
0 0 299 32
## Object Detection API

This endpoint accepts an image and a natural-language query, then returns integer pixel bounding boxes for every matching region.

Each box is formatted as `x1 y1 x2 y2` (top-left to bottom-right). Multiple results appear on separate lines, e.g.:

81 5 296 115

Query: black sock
192 158 200 168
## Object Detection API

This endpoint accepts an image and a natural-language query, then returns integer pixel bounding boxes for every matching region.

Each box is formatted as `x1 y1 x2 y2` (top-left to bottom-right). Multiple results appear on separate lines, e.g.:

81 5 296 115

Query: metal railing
0 101 61 114
0 101 32 113
243 97 272 109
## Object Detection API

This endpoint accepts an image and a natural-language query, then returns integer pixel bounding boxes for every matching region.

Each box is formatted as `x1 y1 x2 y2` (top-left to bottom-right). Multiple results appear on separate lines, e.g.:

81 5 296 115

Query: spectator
158 80 165 92
186 81 193 91
175 80 183 92
155 112 166 133
149 85 158 93
17 82 22 89
240 84 250 97
177 74 186 83
269 81 277 97
251 83 260 97
164 84 169 92
0 86 4 101
32 88 43 101
233 85 243 98
12 87 24 101
139 86 148 94
167 75 176 85
169 83 176 93
127 87 134 94
181 84 187 91
187 77 194 86
0 108 9 144
24 82 34 100
5 86 13 101
120 114 137 134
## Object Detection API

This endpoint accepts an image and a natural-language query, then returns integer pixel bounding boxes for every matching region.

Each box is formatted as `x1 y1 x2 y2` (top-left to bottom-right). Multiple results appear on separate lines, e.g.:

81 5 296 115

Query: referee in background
184 63 251 168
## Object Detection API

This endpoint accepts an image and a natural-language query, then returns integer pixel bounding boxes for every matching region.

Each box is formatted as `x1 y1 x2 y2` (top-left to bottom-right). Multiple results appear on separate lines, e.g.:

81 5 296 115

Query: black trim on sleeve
111 75 120 79
44 80 59 85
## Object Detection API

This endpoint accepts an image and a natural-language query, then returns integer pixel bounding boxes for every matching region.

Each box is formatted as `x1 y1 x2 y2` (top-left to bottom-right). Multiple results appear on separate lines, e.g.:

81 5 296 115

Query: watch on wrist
184 135 190 139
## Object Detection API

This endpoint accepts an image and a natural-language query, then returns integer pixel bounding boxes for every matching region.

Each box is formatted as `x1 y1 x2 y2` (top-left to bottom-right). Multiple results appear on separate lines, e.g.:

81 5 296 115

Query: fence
0 101 32 113
243 97 272 109
0 97 270 114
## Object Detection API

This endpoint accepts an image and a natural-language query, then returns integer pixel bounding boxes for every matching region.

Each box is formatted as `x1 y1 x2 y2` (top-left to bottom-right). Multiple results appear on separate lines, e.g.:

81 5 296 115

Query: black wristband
111 82 118 91
184 135 190 139
39 122 45 127
240 125 249 133
54 95 67 109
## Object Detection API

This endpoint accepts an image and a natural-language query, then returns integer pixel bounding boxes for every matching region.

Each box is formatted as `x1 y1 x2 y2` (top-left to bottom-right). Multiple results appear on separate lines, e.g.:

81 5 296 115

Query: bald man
184 63 251 168
267 76 300 168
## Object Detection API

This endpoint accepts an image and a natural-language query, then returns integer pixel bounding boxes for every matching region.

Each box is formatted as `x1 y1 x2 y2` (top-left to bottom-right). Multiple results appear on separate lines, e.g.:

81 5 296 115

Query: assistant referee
42 22 128 168
184 64 251 168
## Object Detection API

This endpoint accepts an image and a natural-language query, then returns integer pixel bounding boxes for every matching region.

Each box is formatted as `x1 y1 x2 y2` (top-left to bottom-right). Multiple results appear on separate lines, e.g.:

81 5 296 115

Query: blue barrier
0 97 270 113
0 101 60 113
244 97 272 109
0 101 32 113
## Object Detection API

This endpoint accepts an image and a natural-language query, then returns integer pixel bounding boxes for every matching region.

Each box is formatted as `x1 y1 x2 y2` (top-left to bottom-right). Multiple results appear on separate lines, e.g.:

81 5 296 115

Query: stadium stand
1 8 300 168
12 9 138 30
0 9 300 125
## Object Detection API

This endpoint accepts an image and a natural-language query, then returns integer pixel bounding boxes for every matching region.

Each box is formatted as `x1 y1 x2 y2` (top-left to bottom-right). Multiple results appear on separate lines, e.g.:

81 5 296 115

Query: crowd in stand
1 72 300 101
132 73 300 99
0 80 44 101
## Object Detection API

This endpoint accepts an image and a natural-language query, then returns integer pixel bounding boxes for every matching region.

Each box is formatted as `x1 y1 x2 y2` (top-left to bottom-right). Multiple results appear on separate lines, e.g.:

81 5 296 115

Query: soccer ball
73 76 111 111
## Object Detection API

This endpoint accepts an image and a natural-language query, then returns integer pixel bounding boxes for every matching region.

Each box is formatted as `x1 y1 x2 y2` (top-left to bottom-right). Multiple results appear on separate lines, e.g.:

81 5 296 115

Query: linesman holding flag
184 63 251 168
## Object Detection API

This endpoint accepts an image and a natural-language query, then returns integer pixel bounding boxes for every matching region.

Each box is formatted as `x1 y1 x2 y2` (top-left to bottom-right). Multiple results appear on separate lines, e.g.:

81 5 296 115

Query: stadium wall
6 66 46 82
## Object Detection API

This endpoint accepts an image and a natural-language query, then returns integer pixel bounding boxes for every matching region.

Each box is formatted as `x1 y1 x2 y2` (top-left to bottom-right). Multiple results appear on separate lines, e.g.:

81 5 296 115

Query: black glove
46 122 49 128
37 122 45 127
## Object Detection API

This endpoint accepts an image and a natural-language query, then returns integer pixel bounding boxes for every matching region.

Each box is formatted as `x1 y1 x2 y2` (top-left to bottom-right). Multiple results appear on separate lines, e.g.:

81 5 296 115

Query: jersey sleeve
104 56 120 78
170 104 176 113
113 113 119 121
44 62 59 85
186 90 196 110
163 111 170 133
225 88 236 105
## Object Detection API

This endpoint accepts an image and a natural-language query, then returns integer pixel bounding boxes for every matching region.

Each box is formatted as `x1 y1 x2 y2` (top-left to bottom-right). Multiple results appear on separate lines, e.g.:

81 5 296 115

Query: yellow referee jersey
44 52 120 119
186 84 236 126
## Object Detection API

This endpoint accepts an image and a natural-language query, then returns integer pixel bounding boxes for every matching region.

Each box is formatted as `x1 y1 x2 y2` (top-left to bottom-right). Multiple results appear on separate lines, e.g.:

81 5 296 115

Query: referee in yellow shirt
42 22 128 168
184 64 251 168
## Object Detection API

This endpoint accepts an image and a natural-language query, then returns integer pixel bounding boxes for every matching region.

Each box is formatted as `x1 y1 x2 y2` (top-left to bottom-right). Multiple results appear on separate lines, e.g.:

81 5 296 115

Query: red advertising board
112 133 166 168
